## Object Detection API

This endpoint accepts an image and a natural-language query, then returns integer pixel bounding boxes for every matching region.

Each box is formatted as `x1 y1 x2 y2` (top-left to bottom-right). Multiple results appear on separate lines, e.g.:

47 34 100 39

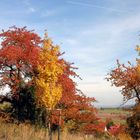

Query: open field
98 108 131 124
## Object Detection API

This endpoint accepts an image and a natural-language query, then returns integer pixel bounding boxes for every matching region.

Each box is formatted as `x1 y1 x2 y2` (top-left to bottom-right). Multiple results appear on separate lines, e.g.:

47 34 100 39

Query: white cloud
22 0 36 13
81 13 140 38
29 7 36 13
40 10 57 17
65 38 79 45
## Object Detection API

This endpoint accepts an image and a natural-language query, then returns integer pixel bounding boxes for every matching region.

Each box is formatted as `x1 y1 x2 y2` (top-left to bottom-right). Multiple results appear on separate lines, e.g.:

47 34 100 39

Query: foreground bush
127 104 140 140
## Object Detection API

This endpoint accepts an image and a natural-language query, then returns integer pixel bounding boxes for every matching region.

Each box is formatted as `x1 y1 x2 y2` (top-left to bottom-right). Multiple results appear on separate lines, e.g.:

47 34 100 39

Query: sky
0 0 140 107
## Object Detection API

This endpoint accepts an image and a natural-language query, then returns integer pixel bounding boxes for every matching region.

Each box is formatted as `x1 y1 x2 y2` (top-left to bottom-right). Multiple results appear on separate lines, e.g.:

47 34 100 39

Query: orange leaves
84 122 106 134
56 62 99 133
107 46 140 103
107 60 140 102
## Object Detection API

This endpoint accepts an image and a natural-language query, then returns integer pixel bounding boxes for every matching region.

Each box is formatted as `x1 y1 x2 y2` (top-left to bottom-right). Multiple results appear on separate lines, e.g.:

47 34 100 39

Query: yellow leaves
136 65 140 79
35 34 64 109
36 80 62 109
136 45 140 55
136 45 140 77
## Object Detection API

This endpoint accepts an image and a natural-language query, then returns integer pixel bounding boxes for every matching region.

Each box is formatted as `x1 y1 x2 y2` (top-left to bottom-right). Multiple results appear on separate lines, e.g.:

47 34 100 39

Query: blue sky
0 0 140 107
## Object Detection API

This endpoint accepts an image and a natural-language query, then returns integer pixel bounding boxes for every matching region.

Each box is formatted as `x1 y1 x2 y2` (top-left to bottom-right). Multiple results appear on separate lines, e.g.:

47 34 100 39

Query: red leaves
107 60 140 102
0 27 41 96
55 62 100 133
84 122 106 134
108 124 125 136
0 27 41 66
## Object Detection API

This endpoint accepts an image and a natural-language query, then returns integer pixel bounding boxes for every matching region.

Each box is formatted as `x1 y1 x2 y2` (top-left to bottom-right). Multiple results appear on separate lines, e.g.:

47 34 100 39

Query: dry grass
0 122 48 140
117 133 133 140
0 121 133 140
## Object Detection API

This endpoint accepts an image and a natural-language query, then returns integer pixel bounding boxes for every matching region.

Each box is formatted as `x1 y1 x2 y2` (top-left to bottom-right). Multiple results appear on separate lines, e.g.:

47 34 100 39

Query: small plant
106 118 114 130
0 101 12 112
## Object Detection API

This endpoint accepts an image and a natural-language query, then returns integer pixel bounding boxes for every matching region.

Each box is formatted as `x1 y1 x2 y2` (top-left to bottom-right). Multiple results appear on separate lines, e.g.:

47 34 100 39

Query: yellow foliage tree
35 32 64 109
136 45 140 76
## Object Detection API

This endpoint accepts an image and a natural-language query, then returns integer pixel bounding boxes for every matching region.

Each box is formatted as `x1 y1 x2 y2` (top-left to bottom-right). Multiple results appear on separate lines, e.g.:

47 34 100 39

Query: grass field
98 108 131 124
0 120 133 140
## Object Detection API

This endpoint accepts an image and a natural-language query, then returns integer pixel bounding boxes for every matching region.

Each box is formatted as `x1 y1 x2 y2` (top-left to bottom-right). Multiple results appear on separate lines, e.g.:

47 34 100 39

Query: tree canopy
0 26 41 97
107 60 140 103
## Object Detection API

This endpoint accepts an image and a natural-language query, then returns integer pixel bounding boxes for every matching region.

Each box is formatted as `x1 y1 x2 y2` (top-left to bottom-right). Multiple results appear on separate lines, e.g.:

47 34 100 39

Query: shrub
127 113 140 139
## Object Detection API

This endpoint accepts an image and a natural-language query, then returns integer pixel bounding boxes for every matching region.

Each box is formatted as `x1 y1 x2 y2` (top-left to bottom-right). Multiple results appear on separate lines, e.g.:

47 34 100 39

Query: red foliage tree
107 60 140 103
107 47 140 139
0 27 41 121
51 62 101 133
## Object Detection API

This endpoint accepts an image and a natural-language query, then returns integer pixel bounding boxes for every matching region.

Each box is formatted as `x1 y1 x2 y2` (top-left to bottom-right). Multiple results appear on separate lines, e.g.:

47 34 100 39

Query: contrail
67 0 133 13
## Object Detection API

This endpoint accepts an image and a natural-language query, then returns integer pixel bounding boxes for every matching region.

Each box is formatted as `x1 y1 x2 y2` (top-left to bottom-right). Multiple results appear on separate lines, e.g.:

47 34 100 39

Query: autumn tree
107 46 140 139
35 32 64 109
35 33 65 139
106 60 140 103
0 26 41 121
106 44 140 105
52 62 103 134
